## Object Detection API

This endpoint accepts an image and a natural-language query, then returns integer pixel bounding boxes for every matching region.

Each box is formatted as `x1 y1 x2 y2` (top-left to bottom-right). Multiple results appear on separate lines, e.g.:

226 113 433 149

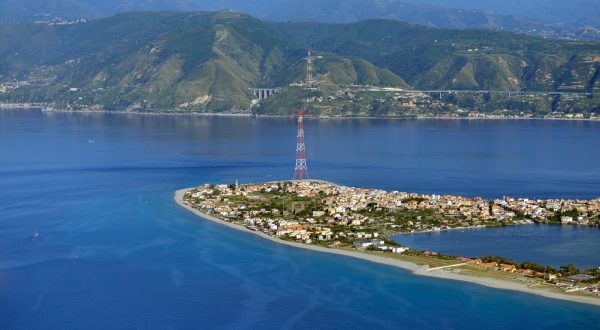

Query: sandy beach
175 188 600 307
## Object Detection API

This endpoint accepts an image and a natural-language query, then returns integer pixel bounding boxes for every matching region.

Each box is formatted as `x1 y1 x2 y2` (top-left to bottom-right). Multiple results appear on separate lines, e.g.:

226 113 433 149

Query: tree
482 256 516 265
483 92 492 104
560 263 578 275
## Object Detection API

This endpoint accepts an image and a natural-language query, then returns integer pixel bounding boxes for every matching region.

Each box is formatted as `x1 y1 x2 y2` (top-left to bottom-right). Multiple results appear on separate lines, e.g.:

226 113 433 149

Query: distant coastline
174 188 600 307
0 103 45 109
2 105 600 122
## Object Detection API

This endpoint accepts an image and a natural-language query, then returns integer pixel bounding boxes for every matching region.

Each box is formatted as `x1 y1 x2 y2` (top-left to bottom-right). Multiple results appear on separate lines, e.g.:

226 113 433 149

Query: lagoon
393 224 600 269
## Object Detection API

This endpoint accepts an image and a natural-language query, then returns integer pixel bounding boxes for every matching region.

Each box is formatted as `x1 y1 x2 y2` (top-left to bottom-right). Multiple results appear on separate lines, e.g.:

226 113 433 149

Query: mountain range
1 0 600 41
1 11 599 112
400 0 600 25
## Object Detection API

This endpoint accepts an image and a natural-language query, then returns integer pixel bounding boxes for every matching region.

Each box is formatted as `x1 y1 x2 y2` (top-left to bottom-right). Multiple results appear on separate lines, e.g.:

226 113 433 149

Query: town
182 180 600 296
184 181 600 237
297 88 600 120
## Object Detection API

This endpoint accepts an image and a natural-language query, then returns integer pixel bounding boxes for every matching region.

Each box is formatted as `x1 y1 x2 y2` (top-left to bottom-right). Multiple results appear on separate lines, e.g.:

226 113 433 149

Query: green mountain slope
1 12 599 112
0 12 413 111
278 20 600 92
318 57 409 88
413 55 524 90
0 12 307 110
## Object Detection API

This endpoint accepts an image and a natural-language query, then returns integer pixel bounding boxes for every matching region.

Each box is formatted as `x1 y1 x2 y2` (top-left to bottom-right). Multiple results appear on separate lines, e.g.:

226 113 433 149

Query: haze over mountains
1 0 600 41
1 11 599 112
402 0 600 25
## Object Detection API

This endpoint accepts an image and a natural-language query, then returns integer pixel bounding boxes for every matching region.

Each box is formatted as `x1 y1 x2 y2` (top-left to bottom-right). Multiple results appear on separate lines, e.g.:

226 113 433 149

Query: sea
1 109 599 329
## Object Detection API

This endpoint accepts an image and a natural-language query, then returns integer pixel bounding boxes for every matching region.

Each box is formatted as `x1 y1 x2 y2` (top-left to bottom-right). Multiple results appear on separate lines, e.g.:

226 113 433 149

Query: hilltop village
182 181 600 296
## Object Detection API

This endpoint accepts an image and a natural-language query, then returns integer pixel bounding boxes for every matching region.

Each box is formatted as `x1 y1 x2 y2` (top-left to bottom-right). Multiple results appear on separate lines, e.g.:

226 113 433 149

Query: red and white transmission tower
293 108 309 180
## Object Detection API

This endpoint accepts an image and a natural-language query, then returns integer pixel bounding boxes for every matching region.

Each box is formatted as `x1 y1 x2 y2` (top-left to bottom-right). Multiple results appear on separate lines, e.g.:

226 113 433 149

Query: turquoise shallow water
1 110 600 329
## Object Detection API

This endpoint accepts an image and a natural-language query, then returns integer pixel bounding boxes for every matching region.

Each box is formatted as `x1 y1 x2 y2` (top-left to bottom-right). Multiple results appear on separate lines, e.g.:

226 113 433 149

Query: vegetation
520 261 557 274
3 0 600 42
278 20 600 91
482 255 517 265
1 11 599 114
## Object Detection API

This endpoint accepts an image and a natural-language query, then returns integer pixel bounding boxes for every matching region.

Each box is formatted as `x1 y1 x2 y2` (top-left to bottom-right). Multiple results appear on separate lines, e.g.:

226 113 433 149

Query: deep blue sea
1 109 600 329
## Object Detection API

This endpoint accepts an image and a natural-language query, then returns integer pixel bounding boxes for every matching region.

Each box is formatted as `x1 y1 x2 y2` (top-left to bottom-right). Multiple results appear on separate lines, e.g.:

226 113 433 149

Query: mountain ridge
1 0 599 41
1 11 599 113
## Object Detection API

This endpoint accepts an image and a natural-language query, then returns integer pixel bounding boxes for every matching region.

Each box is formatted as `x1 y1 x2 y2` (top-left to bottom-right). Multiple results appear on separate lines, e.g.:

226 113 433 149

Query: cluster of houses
185 181 600 245
0 81 29 93
352 239 409 254
454 257 599 294
316 183 599 231
465 259 539 276
498 197 600 224
186 182 385 245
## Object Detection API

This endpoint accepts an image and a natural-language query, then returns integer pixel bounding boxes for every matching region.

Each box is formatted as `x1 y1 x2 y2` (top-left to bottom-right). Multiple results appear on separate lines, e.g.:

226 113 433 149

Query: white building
392 247 409 254
561 216 574 224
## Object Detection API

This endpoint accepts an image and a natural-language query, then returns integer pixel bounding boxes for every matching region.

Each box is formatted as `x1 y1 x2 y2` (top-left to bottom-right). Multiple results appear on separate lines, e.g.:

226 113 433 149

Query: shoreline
2 105 599 122
174 188 600 307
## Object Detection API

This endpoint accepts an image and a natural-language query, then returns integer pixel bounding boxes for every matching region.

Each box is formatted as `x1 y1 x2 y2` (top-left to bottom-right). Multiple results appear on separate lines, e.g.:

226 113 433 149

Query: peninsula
175 180 600 306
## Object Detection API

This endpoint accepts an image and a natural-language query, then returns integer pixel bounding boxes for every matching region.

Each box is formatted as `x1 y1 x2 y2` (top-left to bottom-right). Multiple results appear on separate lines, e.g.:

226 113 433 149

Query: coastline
175 188 600 307
2 105 599 122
